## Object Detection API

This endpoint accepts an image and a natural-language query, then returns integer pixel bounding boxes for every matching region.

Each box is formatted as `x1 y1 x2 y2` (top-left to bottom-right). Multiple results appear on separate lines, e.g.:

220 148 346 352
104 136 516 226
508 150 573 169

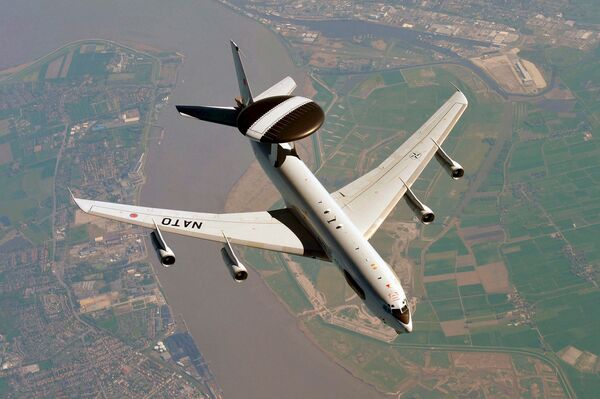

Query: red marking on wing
130 213 138 218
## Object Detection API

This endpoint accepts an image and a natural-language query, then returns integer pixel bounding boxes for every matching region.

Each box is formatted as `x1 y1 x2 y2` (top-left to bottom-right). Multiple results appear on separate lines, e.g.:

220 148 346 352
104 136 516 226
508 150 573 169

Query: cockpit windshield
392 305 410 324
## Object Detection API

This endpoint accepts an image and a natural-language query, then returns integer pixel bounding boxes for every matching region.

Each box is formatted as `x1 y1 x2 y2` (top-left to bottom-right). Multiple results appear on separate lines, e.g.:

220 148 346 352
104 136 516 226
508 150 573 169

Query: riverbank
137 1 385 398
0 0 387 396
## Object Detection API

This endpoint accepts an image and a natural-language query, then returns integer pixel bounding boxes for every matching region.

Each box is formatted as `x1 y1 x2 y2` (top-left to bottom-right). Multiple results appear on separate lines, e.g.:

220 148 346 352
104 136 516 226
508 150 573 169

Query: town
0 40 220 398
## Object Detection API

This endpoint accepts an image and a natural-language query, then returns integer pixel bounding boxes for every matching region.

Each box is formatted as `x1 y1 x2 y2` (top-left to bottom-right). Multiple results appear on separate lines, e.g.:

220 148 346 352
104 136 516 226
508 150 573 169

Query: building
121 109 140 124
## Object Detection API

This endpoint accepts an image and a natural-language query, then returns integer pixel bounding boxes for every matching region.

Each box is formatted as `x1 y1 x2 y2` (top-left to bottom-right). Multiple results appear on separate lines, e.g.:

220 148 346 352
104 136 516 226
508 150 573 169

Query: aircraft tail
174 40 253 126
177 41 297 128
230 40 253 107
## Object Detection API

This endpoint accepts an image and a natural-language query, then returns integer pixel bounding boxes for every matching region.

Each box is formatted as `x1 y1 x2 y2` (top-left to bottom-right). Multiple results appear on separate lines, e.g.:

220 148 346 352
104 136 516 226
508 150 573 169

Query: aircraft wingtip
449 81 462 92
460 91 468 105
448 83 468 105
70 193 93 214
174 105 195 119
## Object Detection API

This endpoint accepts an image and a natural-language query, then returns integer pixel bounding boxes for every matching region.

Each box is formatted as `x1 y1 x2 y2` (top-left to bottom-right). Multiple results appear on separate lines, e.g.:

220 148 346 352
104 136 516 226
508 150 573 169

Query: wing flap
73 198 326 259
332 91 468 238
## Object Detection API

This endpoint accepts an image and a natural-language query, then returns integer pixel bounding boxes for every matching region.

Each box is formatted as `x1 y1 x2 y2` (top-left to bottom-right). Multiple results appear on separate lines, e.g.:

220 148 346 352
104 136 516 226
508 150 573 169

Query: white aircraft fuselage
253 141 412 333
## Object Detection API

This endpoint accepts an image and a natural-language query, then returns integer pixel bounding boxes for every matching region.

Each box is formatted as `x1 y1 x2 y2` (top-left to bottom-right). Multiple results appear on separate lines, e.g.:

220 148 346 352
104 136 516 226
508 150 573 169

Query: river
0 0 383 397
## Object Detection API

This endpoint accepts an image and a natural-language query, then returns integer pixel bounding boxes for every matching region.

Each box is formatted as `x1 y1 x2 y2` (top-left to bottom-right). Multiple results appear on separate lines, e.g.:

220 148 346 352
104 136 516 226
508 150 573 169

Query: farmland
224 18 600 394
231 59 600 396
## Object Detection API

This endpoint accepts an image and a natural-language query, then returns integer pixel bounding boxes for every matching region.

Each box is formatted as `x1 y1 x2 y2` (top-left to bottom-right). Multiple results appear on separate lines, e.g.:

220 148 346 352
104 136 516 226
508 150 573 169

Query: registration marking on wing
161 217 203 230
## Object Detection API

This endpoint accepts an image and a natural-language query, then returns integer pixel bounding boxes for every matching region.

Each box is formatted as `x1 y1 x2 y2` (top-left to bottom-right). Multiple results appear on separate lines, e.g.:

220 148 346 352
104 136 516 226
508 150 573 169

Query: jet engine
150 224 176 267
404 185 435 224
221 236 248 282
434 144 464 180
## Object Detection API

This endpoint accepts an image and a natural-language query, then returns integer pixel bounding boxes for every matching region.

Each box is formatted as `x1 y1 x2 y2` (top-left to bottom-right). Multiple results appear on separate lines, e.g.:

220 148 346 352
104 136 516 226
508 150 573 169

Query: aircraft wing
72 197 326 259
331 90 468 239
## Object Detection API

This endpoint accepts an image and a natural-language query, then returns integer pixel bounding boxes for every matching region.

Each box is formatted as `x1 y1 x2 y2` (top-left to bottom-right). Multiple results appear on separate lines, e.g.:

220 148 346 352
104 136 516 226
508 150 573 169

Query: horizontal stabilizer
254 76 297 101
176 105 239 127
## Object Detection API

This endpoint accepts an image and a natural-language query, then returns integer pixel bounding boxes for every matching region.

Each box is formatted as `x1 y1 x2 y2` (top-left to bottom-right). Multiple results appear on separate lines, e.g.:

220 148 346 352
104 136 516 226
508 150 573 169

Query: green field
425 280 459 300
311 64 522 349
0 304 19 339
253 45 600 396
427 228 469 256
265 267 312 314
316 265 347 306
380 70 406 85
305 318 409 392
0 377 9 397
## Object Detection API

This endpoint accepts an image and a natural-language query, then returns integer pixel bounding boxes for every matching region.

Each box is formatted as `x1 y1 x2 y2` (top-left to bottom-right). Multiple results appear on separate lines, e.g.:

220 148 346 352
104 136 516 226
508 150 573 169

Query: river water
1 1 383 397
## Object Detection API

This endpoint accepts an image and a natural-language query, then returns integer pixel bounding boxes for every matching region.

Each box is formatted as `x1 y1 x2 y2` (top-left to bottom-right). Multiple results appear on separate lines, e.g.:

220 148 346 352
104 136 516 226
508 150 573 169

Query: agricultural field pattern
238 48 600 398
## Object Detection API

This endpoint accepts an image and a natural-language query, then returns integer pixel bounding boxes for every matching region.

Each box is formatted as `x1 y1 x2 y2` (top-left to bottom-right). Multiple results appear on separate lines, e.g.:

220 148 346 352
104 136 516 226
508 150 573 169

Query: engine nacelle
221 236 248 282
150 224 176 267
434 145 464 180
158 245 176 267
404 185 435 224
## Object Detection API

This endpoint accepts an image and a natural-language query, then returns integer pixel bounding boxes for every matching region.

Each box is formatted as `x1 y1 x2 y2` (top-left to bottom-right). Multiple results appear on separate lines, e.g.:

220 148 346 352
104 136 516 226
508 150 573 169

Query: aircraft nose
403 308 413 333
389 302 413 333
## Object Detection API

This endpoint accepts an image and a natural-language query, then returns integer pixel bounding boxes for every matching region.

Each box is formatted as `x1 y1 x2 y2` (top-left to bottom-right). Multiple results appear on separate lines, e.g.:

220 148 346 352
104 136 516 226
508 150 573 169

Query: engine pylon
221 235 249 282
151 220 176 266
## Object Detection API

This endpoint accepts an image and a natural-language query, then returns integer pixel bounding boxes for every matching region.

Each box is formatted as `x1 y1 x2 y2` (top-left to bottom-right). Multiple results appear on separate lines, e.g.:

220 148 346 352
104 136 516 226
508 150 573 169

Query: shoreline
134 1 387 397
0 38 164 83
207 8 575 394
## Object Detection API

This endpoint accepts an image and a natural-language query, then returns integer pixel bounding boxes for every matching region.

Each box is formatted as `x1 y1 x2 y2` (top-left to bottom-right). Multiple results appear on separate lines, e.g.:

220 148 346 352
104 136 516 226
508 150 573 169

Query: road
305 50 573 399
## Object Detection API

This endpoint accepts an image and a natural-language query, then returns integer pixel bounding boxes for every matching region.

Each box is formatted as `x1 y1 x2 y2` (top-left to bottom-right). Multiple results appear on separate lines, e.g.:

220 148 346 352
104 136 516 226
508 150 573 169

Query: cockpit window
392 305 410 324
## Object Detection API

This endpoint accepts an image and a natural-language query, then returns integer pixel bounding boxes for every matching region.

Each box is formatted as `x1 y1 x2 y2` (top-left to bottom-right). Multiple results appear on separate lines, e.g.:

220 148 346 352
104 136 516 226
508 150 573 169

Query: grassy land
316 265 347 307
245 51 600 395
0 305 19 339
265 262 312 314
305 318 409 393
311 65 514 349
0 377 9 397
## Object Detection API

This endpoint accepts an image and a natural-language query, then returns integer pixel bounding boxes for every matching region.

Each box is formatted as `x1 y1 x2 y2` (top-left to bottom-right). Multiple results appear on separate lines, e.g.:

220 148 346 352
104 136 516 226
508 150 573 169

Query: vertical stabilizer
230 40 253 107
